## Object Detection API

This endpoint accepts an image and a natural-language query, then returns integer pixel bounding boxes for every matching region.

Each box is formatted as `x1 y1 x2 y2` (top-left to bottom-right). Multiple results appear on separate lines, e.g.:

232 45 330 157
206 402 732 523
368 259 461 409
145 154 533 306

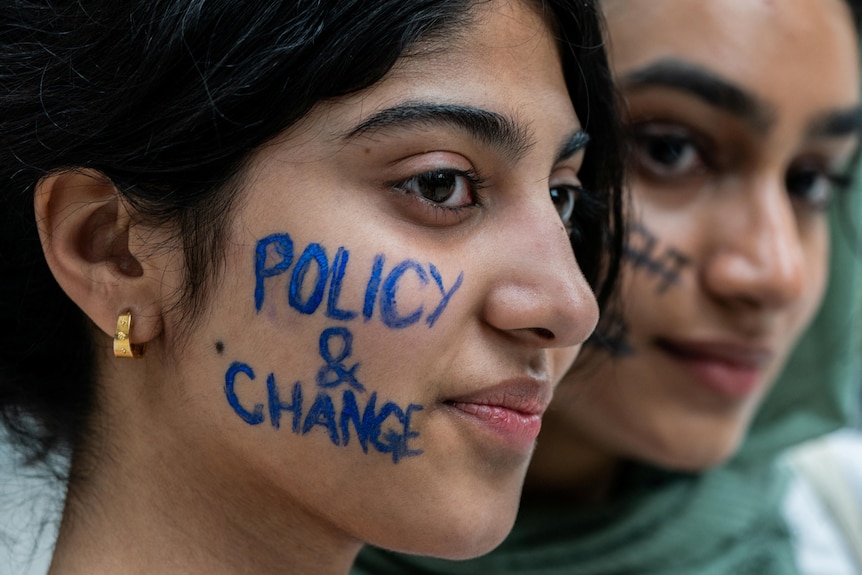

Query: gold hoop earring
114 310 145 358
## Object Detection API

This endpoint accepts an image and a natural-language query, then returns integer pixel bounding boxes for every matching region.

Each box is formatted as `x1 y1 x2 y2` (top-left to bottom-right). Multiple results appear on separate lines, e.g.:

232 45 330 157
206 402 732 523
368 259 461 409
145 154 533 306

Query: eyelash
629 123 711 178
390 167 487 213
785 163 852 211
629 122 853 211
390 165 592 236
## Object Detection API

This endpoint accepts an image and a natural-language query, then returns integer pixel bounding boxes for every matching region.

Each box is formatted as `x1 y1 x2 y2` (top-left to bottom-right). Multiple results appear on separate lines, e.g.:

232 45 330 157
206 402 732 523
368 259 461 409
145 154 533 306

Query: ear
34 169 168 348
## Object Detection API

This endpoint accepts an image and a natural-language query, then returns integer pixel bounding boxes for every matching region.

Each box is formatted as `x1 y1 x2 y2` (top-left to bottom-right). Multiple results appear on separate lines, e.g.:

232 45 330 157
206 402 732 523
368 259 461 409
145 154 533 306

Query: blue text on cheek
254 232 464 328
224 356 423 464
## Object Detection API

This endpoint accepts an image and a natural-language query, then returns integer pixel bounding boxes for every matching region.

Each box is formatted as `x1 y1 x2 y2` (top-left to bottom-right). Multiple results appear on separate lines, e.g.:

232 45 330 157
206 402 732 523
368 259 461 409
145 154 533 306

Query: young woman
0 1 624 573
354 0 862 573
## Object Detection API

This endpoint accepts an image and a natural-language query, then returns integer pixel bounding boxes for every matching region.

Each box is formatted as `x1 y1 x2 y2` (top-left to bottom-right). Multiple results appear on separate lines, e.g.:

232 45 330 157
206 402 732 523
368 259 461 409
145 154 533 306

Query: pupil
787 171 815 194
423 172 455 203
648 136 685 165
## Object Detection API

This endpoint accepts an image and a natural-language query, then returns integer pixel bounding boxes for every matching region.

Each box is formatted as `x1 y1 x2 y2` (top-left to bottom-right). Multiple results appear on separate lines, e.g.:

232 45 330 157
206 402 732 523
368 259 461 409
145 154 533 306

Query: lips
656 338 774 399
444 379 552 452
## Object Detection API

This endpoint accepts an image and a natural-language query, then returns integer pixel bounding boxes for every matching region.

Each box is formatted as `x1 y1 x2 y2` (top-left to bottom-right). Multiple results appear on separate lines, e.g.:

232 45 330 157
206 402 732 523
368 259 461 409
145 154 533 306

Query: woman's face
147 0 597 560
535 0 861 476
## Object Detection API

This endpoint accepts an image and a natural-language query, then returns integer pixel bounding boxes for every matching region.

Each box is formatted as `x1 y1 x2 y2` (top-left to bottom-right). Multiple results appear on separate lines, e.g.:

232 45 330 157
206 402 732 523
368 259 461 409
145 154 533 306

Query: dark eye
550 185 579 223
630 124 705 178
395 168 480 208
785 166 848 211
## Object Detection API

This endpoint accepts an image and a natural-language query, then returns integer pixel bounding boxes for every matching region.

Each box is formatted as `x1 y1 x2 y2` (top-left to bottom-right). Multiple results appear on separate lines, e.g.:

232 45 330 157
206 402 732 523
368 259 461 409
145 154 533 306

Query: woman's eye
630 125 705 178
394 168 481 209
785 166 848 211
550 185 579 224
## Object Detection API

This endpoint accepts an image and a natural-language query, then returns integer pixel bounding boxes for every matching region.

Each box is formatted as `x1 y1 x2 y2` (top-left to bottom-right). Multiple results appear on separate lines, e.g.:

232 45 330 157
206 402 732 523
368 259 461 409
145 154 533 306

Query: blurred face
148 0 598 561
532 0 861 477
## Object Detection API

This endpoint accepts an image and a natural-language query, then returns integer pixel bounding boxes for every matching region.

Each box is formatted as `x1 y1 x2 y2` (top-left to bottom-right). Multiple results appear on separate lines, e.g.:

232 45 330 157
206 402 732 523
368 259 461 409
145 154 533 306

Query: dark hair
845 0 862 32
0 0 624 471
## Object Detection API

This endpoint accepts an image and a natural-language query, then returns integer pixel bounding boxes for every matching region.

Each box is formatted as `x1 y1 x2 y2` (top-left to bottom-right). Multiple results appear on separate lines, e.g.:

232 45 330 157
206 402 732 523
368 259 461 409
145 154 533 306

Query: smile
656 338 774 399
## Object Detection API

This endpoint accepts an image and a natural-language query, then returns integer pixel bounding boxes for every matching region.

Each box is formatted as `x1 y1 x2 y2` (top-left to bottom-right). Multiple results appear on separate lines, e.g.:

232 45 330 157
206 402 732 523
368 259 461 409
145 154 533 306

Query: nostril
531 327 555 340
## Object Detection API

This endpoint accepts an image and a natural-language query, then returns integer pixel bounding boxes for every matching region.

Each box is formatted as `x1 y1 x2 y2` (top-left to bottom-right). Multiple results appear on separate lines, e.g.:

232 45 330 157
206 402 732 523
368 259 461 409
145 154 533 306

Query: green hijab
353 189 862 574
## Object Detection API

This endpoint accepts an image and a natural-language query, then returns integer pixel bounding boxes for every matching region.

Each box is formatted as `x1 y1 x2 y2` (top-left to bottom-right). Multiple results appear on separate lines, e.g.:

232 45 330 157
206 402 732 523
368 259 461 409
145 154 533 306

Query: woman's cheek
215 228 469 463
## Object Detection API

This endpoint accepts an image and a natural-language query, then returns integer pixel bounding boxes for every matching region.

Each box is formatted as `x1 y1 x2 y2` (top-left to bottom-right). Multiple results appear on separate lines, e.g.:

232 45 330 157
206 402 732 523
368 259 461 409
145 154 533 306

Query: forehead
285 0 580 148
605 0 860 109
373 0 563 102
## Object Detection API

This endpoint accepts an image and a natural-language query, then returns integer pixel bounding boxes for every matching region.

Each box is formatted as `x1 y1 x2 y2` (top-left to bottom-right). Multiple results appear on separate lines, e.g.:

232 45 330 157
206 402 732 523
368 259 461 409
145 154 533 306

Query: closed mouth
655 338 773 369
654 337 773 399
443 378 552 451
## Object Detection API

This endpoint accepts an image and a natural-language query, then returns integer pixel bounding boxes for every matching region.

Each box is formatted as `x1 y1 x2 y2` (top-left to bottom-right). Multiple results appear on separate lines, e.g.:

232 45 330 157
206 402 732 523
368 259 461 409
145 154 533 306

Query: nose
482 196 599 348
702 177 806 310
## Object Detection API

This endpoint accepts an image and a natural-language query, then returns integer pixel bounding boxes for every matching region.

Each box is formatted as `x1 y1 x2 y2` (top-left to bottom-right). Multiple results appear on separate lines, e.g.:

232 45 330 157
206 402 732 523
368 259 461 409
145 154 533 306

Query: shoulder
783 428 862 575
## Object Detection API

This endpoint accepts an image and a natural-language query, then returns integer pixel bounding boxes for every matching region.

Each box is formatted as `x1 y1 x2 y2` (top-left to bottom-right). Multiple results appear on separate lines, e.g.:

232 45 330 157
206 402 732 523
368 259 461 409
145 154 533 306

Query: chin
372 525 514 562
630 427 746 473
649 449 735 473
368 493 518 560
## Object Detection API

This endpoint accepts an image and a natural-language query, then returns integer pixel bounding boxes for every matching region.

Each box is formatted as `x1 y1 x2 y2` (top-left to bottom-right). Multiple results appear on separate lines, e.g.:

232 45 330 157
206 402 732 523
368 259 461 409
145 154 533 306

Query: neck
51 439 362 575
49 364 361 575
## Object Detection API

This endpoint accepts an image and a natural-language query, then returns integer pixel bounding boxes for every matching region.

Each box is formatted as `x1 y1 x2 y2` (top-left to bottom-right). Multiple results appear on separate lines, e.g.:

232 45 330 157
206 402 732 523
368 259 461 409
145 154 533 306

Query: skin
34 1 601 573
528 0 862 498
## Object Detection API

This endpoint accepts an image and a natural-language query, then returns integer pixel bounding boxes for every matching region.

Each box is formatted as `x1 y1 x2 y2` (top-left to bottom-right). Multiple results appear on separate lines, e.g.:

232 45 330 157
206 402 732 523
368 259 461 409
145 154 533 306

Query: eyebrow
620 58 775 133
808 106 862 139
344 102 533 162
555 131 590 164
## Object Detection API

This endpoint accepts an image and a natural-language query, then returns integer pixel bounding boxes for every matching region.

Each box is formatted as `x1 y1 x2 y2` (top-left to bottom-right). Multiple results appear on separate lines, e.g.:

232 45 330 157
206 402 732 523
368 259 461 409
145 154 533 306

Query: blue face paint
380 259 428 329
339 388 373 453
223 327 424 463
587 319 635 358
225 362 265 425
254 233 294 311
289 242 330 314
244 231 462 464
367 401 423 463
303 391 341 445
426 265 463 328
362 254 385 321
316 327 363 392
253 232 464 330
225 363 424 464
326 247 358 321
624 223 690 294
268 376 303 433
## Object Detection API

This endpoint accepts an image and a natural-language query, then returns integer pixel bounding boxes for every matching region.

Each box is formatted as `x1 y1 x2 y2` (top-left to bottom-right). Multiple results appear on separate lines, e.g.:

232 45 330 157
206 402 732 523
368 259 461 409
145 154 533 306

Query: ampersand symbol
316 327 364 392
